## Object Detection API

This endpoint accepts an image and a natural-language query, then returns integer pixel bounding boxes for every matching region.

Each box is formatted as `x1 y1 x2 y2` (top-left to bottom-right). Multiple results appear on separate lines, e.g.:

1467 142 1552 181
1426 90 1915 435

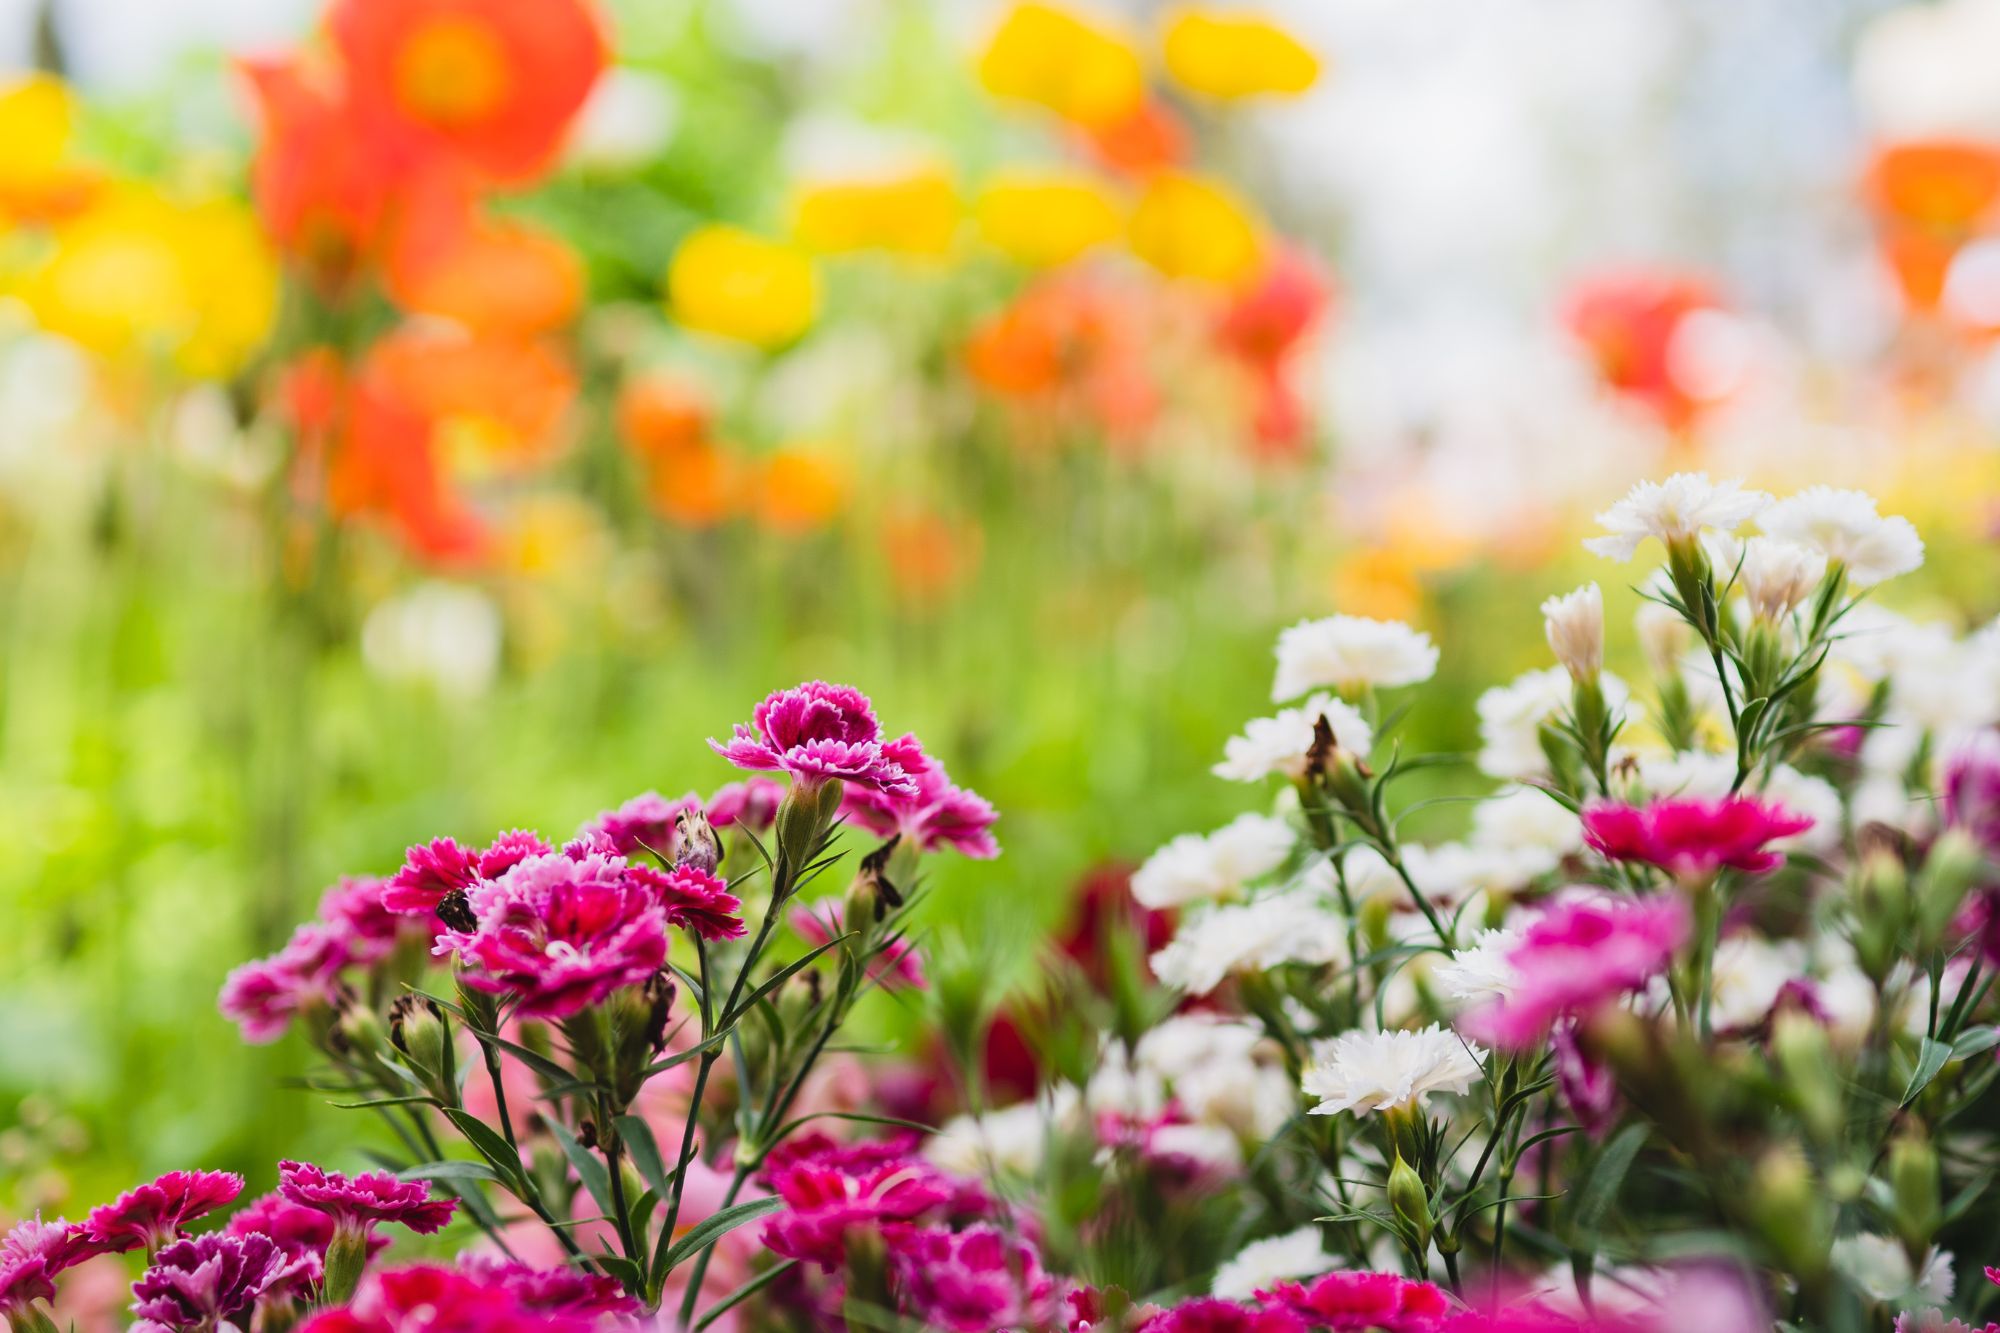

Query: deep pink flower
1259 1270 1449 1331
841 735 1000 859
299 1265 596 1333
381 837 483 916
1895 1315 2000 1333
628 863 745 941
758 1131 924 1182
1140 1298 1306 1333
791 902 926 989
1990 1265 2000 1285
481 832 556 878
218 924 351 1043
457 1257 640 1320
129 1233 297 1332
706 778 786 832
709 681 916 795
0 1217 105 1315
584 792 700 860
319 878 424 963
1552 1023 1619 1139
86 1171 245 1254
886 1225 1062 1333
450 852 670 1020
225 1192 388 1298
277 1162 456 1242
1945 731 2000 856
1582 796 1812 880
761 1158 960 1272
1465 896 1689 1049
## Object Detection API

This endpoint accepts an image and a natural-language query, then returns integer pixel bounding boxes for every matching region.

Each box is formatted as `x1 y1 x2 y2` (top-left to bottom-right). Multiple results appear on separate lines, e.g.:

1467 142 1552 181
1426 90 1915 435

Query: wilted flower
86 1172 244 1255
1210 1229 1333 1302
1582 795 1813 880
1302 1025 1484 1117
129 1233 295 1332
1757 487 1924 587
277 1162 455 1243
1271 614 1439 700
1214 694 1374 783
710 680 915 795
1585 473 1771 561
887 1225 1063 1333
1258 1270 1451 1330
1132 813 1294 910
1466 897 1689 1048
1542 583 1604 682
841 736 999 858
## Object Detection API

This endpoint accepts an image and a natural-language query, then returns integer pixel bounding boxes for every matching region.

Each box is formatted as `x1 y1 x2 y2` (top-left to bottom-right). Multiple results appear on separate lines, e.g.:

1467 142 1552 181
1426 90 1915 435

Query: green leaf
616 1115 674 1198
657 1197 783 1273
466 1028 576 1085
722 937 847 1025
1951 1026 2000 1059
398 1160 502 1184
330 1094 438 1110
693 1259 800 1332
1571 1123 1647 1238
442 1109 527 1191
547 1118 617 1220
1902 1037 1955 1107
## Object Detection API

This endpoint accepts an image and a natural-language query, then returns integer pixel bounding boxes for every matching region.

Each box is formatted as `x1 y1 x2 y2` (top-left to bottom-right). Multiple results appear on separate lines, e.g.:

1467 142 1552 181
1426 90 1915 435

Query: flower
86 1172 244 1254
1128 172 1264 286
668 225 818 349
217 925 350 1043
1302 1025 1484 1117
761 1155 959 1271
1552 1021 1620 1138
792 167 959 258
584 792 698 860
964 271 1159 438
792 901 926 989
1944 729 2000 854
1432 929 1523 1004
1562 270 1728 431
1478 668 1633 781
225 1193 389 1298
1582 795 1814 880
0 1217 104 1316
1736 537 1827 621
1211 1228 1333 1302
977 3 1146 129
330 0 607 185
840 736 1000 858
1214 694 1375 783
455 1257 640 1319
129 1233 296 1332
1584 473 1771 561
450 851 671 1018
277 1162 456 1242
1150 890 1349 994
297 1265 597 1333
1465 897 1689 1048
1133 814 1295 910
1831 1233 1956 1306
1542 583 1604 682
1271 615 1439 700
1259 1271 1451 1331
1141 1297 1305 1333
629 862 745 941
1756 487 1925 587
888 1225 1063 1333
1161 10 1320 100
976 170 1122 267
709 681 915 795
706 777 786 832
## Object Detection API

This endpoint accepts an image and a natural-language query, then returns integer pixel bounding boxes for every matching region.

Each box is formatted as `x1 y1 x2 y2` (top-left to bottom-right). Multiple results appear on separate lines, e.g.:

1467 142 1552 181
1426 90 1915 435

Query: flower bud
1739 537 1825 623
1769 1010 1842 1147
1748 1144 1829 1279
846 837 906 926
388 995 456 1106
1849 848 1910 982
1542 582 1604 683
1635 599 1692 679
1888 1129 1941 1258
675 805 721 874
1914 828 1982 944
1386 1152 1432 1256
334 1002 390 1063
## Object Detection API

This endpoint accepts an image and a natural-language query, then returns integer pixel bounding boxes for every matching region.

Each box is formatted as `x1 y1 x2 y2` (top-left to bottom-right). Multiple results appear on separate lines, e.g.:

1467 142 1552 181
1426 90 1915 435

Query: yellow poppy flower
0 73 74 192
667 225 819 350
792 168 959 258
976 170 1123 268
1162 9 1321 100
977 3 1146 129
1127 171 1262 284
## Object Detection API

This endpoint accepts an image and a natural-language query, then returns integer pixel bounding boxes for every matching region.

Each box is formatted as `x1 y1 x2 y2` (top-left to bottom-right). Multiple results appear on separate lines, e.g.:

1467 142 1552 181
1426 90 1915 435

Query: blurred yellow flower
792 168 960 258
1127 171 1262 284
976 170 1124 268
668 225 820 350
1161 9 1321 100
1329 548 1426 624
978 3 1146 129
0 73 74 191
17 187 277 379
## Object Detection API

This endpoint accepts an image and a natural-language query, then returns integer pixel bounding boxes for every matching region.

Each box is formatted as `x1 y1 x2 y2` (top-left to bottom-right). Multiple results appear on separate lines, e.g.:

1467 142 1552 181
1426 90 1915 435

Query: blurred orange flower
1214 246 1331 456
793 169 960 258
1127 171 1263 285
1561 269 1723 432
1081 99 1188 179
965 273 1158 441
978 3 1146 130
1863 138 2000 311
329 0 607 185
366 324 576 471
757 449 848 534
1161 9 1320 100
386 192 584 335
616 373 711 465
645 442 745 528
0 73 101 225
881 507 984 606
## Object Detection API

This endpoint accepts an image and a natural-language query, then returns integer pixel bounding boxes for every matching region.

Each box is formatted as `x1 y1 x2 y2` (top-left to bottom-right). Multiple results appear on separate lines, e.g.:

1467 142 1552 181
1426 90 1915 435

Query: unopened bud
1542 582 1604 683
1850 849 1910 983
1387 1152 1432 1256
1749 1144 1829 1279
675 806 721 874
1888 1129 1941 1258
1914 828 1982 944
387 995 456 1106
1770 1010 1842 1147
335 1002 389 1062
1740 537 1825 623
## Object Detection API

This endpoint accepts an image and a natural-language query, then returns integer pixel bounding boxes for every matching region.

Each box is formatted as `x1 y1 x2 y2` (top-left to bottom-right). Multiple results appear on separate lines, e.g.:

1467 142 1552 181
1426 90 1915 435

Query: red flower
1259 1270 1450 1331
300 1264 594 1333
1582 795 1813 881
1562 269 1725 432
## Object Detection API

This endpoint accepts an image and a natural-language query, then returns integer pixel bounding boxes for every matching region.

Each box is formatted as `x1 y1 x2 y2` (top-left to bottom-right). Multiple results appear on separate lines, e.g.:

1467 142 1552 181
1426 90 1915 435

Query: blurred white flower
1757 487 1923 588
926 1085 1081 1177
1150 890 1349 995
1634 598 1693 678
1855 0 2000 138
1431 928 1521 1004
1707 934 1806 1033
1212 1227 1334 1301
1215 693 1376 782
1271 614 1439 700
1132 813 1296 909
1303 1024 1484 1116
1542 582 1604 681
360 583 503 698
1830 1233 1954 1307
1738 537 1827 622
566 69 678 169
1476 667 1632 780
1471 786 1583 857
1585 472 1771 561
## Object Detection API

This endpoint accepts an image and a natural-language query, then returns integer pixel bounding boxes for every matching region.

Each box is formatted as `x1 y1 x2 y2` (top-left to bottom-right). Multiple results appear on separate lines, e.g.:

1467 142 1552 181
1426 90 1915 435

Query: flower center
394 17 511 128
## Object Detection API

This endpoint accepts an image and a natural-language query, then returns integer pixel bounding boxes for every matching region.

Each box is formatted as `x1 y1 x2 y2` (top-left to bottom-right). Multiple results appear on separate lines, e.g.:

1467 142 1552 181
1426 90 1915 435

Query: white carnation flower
1403 841 1555 908
1215 693 1376 782
1212 1227 1334 1301
1757 487 1924 587
1471 786 1584 857
1737 537 1827 621
1542 582 1604 681
1132 813 1296 910
1150 891 1349 995
1830 1233 1955 1306
1431 928 1522 1004
1707 934 1806 1033
926 1085 1081 1177
1302 1024 1485 1116
1272 614 1439 701
1584 472 1771 561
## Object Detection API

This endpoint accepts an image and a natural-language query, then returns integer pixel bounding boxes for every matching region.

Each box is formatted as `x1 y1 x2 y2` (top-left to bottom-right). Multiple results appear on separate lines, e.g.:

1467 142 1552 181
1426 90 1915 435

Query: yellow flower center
394 17 511 128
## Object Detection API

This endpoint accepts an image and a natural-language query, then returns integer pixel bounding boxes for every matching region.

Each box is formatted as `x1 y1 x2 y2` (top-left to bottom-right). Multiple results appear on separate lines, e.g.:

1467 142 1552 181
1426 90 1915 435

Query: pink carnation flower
1896 1317 2000 1333
129 1233 297 1333
457 1257 640 1320
1581 795 1812 880
0 1217 105 1316
1139 1298 1305 1333
451 852 670 1020
841 735 999 859
299 1265 596 1333
706 778 786 832
381 833 555 918
226 1192 388 1299
1552 1023 1619 1138
761 1157 961 1272
628 863 745 941
1258 1270 1449 1331
886 1225 1063 1333
277 1162 456 1244
218 924 351 1042
318 878 426 963
791 902 926 989
1465 896 1689 1049
86 1171 244 1255
584 793 700 861
709 681 916 795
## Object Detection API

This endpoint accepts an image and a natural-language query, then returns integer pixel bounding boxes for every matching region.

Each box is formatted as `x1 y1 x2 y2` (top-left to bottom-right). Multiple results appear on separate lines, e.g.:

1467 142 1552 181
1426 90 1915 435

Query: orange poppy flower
1561 269 1723 432
1863 138 2000 311
365 324 576 470
1080 99 1189 179
881 507 983 607
386 188 583 335
644 440 745 528
615 373 711 464
964 274 1159 440
757 450 848 534
329 0 607 185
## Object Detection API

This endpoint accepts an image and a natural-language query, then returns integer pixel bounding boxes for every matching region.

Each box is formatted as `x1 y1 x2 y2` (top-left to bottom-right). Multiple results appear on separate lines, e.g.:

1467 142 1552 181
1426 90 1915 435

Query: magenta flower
86 1171 245 1254
1895 1315 2000 1333
791 902 926 990
277 1162 456 1243
706 777 786 832
298 1265 596 1333
1581 795 1812 880
1465 896 1689 1049
1551 1023 1619 1139
709 681 916 795
0 1217 105 1316
1259 1270 1449 1331
1139 1298 1306 1333
1945 731 2000 856
886 1225 1063 1333
628 862 746 941
218 925 350 1043
584 792 699 860
318 878 426 963
762 1157 960 1272
457 1257 641 1320
226 1192 387 1299
380 837 483 916
450 852 670 1020
841 735 1000 859
129 1233 297 1333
